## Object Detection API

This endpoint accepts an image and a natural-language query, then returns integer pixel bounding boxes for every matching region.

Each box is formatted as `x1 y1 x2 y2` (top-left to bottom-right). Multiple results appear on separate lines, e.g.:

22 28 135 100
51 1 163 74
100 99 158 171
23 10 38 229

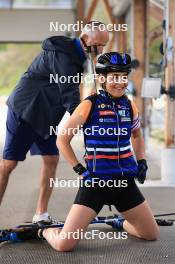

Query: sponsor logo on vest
119 110 130 117
99 117 116 123
117 105 130 110
121 117 131 122
118 110 126 116
99 110 115 116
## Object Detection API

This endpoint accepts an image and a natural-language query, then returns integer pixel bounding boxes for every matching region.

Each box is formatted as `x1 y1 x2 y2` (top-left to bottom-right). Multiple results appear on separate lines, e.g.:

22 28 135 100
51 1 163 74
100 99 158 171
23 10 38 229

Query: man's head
95 52 132 98
80 21 109 56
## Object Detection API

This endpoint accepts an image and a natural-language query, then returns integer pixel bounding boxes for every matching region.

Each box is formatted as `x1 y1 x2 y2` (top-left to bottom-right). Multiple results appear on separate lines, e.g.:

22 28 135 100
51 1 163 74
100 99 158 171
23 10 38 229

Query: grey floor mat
0 226 175 264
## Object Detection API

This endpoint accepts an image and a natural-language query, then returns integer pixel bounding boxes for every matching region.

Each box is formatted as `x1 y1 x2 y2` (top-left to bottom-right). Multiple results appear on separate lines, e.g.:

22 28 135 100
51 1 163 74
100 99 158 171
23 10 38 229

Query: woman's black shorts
74 178 145 214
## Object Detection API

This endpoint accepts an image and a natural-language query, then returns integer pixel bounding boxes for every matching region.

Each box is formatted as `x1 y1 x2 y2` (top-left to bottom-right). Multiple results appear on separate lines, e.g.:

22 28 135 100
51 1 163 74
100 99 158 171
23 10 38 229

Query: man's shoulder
44 36 84 65
42 36 76 53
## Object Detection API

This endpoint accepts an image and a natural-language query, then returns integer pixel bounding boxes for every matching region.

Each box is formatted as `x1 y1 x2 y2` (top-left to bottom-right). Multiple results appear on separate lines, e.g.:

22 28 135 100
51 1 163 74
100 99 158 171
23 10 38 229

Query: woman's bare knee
141 225 160 241
55 238 77 252
53 204 97 252
122 201 160 241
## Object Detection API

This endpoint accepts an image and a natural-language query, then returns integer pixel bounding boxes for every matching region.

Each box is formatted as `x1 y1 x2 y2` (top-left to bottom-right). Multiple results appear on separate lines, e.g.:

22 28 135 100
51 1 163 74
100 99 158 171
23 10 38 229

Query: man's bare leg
35 155 59 215
0 159 18 205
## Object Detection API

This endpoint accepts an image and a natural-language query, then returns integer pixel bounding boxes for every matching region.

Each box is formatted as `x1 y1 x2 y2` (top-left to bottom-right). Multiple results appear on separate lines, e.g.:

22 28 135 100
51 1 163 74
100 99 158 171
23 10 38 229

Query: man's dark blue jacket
7 36 86 139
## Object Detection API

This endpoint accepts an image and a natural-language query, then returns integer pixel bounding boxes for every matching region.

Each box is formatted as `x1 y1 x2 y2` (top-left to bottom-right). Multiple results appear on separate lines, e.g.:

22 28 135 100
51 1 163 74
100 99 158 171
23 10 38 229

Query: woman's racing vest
83 90 138 180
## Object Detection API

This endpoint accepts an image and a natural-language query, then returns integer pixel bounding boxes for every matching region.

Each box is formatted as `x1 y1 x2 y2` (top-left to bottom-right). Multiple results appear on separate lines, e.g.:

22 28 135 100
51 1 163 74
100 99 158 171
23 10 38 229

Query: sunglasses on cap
110 53 131 65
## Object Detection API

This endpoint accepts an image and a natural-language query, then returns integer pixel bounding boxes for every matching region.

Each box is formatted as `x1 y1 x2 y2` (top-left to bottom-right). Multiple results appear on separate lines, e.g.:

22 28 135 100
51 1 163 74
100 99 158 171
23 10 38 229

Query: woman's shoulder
84 92 98 103
72 97 93 122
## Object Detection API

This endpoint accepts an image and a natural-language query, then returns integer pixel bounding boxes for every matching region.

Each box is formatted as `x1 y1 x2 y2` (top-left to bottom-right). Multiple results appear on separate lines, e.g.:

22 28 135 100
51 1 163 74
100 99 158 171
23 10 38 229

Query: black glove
73 163 94 182
136 159 148 184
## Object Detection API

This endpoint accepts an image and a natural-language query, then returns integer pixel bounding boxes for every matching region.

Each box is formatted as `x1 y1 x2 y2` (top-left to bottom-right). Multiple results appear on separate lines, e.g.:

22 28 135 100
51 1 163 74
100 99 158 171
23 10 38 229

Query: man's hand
137 159 148 184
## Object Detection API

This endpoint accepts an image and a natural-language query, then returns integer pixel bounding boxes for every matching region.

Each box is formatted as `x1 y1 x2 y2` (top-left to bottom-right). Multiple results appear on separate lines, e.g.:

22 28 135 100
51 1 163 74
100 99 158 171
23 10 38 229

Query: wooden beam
76 0 85 22
103 0 116 24
76 0 85 36
149 32 162 44
85 0 99 22
149 2 163 21
108 34 115 51
103 0 117 53
132 0 147 118
164 0 175 147
76 0 85 100
149 25 163 43
117 16 127 52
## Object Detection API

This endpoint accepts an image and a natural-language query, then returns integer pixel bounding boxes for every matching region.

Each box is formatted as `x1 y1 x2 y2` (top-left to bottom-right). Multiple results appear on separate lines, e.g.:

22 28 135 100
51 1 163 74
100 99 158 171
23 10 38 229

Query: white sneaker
32 212 58 225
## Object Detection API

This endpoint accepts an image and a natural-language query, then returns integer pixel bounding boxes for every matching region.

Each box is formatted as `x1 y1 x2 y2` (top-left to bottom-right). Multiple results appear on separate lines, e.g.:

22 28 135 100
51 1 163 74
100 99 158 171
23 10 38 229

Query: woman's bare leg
121 200 159 240
43 204 97 251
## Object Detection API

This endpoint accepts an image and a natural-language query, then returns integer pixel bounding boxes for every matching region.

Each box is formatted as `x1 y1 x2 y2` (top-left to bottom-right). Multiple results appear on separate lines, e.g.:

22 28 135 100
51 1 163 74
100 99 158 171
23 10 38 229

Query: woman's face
105 72 128 98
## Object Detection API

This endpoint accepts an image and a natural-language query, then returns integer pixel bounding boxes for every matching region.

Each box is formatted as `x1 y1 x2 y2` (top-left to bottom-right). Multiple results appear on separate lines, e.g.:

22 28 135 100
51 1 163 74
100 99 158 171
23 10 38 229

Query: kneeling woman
42 52 159 251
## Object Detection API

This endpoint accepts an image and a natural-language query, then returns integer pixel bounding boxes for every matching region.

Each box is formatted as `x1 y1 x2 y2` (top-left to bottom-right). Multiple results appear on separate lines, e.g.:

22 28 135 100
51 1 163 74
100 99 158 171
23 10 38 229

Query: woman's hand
131 128 148 183
137 159 148 184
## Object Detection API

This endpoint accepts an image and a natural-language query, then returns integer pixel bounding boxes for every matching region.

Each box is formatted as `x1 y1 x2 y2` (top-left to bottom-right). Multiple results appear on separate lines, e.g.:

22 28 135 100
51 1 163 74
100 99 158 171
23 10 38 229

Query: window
0 0 73 9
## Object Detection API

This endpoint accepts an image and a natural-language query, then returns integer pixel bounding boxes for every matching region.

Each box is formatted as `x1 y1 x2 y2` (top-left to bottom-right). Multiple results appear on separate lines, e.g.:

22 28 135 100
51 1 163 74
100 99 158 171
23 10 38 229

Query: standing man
0 21 109 224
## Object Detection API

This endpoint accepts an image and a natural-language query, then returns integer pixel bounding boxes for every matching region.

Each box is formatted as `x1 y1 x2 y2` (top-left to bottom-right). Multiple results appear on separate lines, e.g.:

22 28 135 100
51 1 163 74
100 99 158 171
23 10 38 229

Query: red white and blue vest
83 90 138 180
